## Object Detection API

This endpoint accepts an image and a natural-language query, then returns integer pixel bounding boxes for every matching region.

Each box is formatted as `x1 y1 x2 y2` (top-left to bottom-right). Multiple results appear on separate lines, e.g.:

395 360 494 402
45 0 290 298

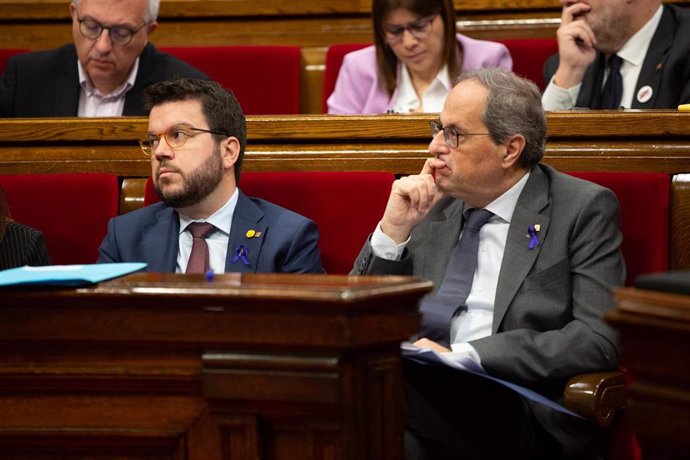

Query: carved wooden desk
0 272 432 460
607 286 690 460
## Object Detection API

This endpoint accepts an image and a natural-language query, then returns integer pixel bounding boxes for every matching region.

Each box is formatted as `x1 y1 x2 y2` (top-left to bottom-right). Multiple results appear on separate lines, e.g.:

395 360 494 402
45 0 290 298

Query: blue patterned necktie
418 208 494 348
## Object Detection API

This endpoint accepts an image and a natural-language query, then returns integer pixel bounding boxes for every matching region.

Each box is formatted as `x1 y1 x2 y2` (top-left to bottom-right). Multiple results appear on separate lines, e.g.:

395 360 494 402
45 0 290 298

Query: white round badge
637 85 653 104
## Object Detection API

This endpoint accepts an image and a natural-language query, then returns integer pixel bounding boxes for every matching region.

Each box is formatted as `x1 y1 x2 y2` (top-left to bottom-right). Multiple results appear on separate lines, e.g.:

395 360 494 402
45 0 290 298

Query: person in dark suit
353 68 625 459
0 0 207 117
98 78 324 274
542 0 690 110
0 186 50 270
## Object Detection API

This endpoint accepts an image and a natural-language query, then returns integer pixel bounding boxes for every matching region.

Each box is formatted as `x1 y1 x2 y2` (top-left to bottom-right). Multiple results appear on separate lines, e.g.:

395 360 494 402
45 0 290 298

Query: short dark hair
456 68 546 168
372 0 457 97
143 78 247 181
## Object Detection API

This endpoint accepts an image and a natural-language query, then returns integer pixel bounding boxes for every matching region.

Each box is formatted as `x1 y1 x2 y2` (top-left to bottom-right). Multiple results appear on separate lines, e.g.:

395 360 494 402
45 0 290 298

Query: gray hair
456 68 546 168
72 0 160 23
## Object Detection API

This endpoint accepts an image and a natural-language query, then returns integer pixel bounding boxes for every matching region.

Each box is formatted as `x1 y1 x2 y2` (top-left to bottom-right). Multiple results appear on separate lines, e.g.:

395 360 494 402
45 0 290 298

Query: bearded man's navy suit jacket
98 191 324 274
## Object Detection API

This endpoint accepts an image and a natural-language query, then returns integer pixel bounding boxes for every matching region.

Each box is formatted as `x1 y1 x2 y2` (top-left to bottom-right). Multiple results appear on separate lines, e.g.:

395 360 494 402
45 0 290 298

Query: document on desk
401 342 583 419
0 263 147 287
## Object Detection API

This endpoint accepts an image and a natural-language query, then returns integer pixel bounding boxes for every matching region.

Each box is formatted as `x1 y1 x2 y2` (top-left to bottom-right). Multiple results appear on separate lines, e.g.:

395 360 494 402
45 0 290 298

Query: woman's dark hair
372 0 458 97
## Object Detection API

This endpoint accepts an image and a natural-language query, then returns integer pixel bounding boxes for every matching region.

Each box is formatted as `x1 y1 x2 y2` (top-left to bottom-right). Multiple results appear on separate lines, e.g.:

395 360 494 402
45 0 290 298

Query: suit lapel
492 167 551 333
417 200 464 288
225 192 267 273
142 206 179 272
577 52 606 108
123 43 154 115
632 6 674 108
54 47 80 116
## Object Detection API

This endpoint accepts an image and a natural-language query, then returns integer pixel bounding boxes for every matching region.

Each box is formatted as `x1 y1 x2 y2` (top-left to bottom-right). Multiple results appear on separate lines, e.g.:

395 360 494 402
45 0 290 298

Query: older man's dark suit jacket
97 190 324 274
543 4 690 108
0 43 208 117
353 164 625 456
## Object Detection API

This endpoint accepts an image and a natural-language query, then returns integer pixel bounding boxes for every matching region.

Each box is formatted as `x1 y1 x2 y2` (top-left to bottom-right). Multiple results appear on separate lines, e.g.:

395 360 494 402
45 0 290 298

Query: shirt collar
473 171 531 224
617 4 663 67
77 57 139 98
394 62 451 112
178 187 239 236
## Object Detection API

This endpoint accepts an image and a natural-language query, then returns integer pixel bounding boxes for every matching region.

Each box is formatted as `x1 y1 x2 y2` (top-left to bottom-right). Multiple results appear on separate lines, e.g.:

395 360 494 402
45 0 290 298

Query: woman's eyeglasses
383 14 439 44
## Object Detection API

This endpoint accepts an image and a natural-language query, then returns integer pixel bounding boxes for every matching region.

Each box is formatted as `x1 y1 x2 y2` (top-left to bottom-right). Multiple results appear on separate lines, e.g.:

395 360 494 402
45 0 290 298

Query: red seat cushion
567 172 669 286
146 171 394 274
161 46 301 114
0 48 29 75
0 173 120 265
495 39 558 91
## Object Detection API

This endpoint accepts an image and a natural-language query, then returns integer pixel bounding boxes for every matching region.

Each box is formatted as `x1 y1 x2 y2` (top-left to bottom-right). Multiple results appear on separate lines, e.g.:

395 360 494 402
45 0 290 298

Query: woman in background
0 186 50 269
327 0 512 114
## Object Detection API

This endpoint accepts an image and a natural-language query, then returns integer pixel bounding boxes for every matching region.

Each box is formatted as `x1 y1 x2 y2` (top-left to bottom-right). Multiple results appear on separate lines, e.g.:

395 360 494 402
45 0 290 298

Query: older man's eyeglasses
430 120 490 148
78 17 148 45
139 125 230 156
383 14 439 44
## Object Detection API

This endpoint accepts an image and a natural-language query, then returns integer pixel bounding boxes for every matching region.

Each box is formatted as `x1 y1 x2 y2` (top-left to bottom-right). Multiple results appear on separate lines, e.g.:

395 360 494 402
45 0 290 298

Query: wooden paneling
608 287 690 460
0 272 431 459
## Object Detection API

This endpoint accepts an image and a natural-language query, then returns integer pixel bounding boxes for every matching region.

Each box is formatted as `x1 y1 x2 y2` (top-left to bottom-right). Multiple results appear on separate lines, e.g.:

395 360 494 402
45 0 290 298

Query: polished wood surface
0 272 433 459
2 111 690 176
607 287 690 460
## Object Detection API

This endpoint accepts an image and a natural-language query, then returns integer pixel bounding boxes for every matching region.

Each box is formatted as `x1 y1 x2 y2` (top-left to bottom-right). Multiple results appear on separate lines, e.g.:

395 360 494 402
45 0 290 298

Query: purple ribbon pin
230 244 250 265
528 225 540 250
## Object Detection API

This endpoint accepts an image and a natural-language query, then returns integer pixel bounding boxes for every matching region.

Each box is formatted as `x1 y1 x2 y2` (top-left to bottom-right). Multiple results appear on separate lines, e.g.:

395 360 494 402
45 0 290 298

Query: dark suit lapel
54 47 80 116
123 43 154 115
142 206 179 272
632 6 674 108
493 167 551 333
416 199 464 288
225 192 268 273
576 52 606 108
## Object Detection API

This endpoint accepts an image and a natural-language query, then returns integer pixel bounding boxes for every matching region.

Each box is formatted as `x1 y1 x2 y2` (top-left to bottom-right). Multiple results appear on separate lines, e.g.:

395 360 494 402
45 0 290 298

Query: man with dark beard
97 78 324 274
542 0 690 110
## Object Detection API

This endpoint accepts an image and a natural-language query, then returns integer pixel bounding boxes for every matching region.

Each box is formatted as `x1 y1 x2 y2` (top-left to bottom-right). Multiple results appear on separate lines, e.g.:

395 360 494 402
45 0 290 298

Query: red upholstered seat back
495 39 558 91
322 43 370 113
567 172 669 286
145 171 394 274
0 173 120 265
161 46 302 115
0 48 29 74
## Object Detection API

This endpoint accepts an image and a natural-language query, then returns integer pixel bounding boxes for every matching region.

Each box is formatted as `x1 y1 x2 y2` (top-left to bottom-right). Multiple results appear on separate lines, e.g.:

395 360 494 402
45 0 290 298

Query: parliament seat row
0 40 558 115
0 169 671 459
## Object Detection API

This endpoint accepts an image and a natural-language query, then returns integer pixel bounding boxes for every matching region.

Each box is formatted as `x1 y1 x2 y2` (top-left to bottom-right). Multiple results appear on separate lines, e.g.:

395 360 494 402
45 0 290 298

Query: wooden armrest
563 371 626 427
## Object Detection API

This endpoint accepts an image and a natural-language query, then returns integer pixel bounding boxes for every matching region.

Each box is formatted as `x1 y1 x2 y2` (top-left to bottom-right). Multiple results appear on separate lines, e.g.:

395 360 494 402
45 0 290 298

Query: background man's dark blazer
0 43 208 117
97 191 324 274
543 4 690 109
0 221 50 269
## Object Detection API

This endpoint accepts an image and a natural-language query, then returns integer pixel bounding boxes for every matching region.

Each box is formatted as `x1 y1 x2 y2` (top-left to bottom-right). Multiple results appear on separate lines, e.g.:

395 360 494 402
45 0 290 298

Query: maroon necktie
185 222 216 274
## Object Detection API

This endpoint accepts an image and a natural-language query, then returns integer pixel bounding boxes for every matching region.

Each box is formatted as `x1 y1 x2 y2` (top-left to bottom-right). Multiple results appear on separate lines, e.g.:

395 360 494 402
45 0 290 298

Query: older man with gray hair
354 68 625 459
0 0 208 117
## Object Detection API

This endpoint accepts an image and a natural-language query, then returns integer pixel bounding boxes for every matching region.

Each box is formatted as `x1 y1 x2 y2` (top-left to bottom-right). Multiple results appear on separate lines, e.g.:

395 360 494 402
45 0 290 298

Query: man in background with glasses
353 68 624 460
0 0 207 117
98 78 323 274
